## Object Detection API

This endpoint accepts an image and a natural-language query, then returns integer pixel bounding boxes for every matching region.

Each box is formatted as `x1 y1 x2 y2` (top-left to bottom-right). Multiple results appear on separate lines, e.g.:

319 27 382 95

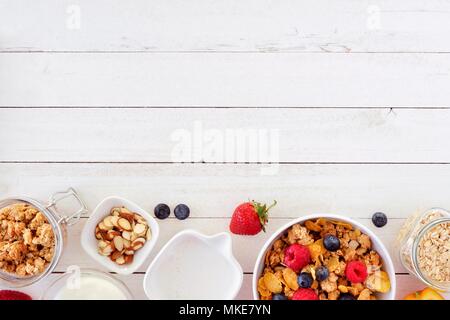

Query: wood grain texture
1 53 450 107
0 163 448 220
2 0 450 53
2 273 442 300
1 108 450 162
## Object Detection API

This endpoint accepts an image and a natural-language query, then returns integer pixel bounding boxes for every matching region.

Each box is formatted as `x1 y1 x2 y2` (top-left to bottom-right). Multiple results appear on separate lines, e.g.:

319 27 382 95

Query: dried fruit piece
263 272 282 294
282 267 299 290
305 220 322 232
365 270 391 293
327 256 340 272
257 277 271 297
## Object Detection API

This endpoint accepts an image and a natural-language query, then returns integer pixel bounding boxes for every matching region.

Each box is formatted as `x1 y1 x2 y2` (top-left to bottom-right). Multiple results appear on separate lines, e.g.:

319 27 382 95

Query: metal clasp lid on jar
45 187 88 226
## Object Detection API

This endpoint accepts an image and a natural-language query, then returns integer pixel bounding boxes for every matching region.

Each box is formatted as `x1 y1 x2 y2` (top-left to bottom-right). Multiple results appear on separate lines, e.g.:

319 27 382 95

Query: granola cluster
0 203 55 276
258 218 391 300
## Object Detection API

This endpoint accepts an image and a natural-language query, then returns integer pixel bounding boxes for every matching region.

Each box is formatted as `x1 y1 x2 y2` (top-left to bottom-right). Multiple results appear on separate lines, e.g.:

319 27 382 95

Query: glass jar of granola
397 208 450 291
0 188 87 287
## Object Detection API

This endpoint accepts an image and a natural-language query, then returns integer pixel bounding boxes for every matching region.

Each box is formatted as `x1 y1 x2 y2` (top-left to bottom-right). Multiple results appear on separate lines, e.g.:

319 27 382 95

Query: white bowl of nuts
253 214 396 300
81 196 159 275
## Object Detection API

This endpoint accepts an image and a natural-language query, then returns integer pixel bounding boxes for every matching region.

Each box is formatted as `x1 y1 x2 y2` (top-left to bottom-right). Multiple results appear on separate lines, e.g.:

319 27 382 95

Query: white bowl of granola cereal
253 214 396 300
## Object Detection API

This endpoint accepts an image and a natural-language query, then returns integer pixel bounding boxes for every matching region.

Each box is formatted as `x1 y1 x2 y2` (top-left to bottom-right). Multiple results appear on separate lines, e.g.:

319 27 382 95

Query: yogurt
54 273 129 300
144 230 243 300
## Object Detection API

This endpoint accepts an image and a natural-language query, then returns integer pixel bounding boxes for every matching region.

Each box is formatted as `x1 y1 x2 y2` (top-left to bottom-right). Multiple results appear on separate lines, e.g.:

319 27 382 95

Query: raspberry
283 244 311 272
0 290 32 300
345 260 368 283
292 288 319 300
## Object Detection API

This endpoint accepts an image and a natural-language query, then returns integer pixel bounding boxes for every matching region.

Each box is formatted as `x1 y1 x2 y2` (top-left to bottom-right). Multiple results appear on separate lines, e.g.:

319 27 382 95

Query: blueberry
154 203 170 219
297 272 313 288
315 266 329 281
174 204 190 220
338 293 356 300
323 234 340 251
372 212 388 228
272 294 288 300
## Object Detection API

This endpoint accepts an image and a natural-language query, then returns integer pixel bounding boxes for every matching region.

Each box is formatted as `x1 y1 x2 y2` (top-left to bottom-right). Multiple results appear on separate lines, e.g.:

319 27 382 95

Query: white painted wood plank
1 163 449 220
2 0 450 52
55 217 406 273
2 108 450 162
4 273 441 300
1 53 449 107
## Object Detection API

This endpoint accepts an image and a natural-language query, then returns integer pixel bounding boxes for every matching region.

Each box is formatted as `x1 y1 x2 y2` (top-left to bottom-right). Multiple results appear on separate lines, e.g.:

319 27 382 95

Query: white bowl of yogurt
41 269 133 300
143 230 243 300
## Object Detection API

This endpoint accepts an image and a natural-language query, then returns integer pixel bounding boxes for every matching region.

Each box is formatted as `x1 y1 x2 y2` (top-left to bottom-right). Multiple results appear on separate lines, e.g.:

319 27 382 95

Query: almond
110 207 121 216
119 212 135 223
134 214 147 224
105 230 121 241
98 221 112 231
125 249 134 255
103 216 114 228
98 240 108 249
133 223 147 236
115 255 126 265
111 250 122 261
95 231 102 240
117 218 132 231
122 231 132 241
101 243 114 256
130 232 138 242
110 216 120 228
123 238 131 249
146 228 152 241
131 237 146 251
113 236 124 251
120 207 132 214
124 255 133 264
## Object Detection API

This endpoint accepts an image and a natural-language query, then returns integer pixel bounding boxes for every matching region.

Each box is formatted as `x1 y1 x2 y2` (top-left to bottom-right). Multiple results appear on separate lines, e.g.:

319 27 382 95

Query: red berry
229 200 276 235
283 244 311 272
292 288 319 300
345 260 368 283
0 290 32 300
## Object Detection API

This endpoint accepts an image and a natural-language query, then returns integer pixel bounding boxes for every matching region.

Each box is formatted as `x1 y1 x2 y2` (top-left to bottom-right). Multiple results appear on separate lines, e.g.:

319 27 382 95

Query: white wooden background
1 0 450 299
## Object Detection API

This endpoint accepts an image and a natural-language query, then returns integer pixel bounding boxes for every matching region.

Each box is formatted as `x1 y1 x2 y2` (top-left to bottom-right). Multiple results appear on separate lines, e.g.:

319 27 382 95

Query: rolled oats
417 221 450 283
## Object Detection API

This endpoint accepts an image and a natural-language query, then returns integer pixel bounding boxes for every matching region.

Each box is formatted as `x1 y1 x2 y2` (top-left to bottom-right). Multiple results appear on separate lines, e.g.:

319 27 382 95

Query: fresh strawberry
292 288 319 300
229 200 276 235
0 290 32 300
283 244 311 272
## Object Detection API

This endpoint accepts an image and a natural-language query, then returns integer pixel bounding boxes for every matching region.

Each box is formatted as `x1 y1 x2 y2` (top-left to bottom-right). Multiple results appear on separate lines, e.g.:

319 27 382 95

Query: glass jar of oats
397 208 450 292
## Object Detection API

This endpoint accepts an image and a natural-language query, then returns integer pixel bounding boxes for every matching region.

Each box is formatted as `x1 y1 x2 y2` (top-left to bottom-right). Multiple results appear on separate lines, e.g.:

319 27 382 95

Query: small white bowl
81 196 159 275
253 214 396 300
144 230 243 300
